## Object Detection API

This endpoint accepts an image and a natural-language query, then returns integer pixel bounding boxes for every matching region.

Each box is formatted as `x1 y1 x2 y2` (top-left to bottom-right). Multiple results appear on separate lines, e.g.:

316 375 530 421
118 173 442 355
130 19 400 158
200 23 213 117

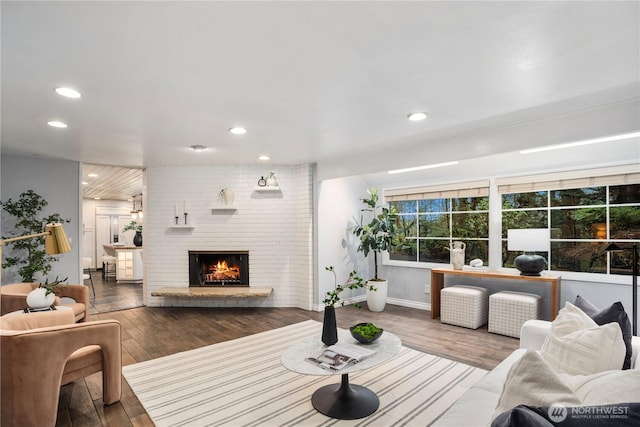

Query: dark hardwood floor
57 276 519 426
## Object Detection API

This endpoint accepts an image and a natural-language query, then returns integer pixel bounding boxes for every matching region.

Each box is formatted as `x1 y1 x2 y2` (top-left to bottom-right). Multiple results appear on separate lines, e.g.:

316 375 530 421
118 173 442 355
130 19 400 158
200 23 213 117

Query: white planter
366 279 388 312
26 288 56 309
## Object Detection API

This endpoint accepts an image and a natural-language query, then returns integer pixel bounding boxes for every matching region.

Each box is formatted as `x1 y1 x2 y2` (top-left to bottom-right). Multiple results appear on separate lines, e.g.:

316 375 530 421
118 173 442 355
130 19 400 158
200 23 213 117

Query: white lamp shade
507 228 550 252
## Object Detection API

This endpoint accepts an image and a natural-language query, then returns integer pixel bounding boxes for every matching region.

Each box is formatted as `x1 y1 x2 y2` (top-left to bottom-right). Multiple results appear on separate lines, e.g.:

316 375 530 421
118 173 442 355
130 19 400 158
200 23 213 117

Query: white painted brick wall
143 164 314 309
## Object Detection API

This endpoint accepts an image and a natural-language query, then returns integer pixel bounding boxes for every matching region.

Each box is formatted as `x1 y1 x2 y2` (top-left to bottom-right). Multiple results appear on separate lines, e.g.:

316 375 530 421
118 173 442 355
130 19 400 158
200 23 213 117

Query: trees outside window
502 184 640 275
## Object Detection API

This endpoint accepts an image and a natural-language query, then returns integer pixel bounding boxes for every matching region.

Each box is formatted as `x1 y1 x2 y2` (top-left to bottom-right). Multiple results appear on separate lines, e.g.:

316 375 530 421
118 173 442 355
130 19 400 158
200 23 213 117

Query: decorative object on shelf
322 266 368 346
257 176 267 187
350 187 406 312
350 322 383 344
266 172 278 187
219 188 235 206
448 241 466 270
26 276 68 308
508 228 549 276
123 221 143 247
0 190 71 284
174 201 189 225
604 242 638 336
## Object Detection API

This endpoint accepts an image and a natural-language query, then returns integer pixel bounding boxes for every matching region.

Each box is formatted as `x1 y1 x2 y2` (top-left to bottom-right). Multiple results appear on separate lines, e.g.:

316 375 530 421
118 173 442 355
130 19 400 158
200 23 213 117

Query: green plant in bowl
350 322 383 344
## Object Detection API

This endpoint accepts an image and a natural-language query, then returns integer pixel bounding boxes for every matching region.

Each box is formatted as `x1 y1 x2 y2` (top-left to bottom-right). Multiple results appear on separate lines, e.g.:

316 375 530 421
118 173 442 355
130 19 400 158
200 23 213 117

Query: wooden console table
430 268 561 320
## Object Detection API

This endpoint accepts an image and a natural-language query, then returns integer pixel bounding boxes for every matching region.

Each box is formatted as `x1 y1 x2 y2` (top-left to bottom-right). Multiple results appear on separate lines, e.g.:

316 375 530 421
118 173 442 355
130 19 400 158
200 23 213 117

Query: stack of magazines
23 306 57 313
306 342 376 371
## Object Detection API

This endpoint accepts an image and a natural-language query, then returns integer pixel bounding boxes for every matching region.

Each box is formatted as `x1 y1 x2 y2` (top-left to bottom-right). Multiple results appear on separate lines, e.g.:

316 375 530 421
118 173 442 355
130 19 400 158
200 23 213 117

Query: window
500 167 640 276
384 181 489 265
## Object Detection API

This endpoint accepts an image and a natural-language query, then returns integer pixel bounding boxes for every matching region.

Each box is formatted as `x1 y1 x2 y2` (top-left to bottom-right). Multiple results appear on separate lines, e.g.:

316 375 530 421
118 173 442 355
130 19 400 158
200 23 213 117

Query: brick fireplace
188 250 249 287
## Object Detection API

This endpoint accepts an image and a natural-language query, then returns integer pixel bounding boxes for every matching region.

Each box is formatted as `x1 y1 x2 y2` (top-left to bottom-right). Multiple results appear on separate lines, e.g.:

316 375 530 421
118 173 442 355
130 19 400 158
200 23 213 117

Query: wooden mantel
430 268 561 320
151 287 273 298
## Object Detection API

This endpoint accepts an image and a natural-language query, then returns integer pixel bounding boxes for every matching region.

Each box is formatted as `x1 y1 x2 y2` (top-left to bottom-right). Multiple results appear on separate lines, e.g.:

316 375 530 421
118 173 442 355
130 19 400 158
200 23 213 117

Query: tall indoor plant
1 190 70 282
350 187 403 311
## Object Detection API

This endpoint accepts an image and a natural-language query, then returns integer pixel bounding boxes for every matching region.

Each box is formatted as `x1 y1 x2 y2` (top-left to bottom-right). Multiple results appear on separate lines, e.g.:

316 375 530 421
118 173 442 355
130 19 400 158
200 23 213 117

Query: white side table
281 328 401 419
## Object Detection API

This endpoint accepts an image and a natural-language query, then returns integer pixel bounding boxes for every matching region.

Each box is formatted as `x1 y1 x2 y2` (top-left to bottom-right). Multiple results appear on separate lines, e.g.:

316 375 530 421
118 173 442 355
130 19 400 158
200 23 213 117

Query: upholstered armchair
0 282 89 322
0 310 121 427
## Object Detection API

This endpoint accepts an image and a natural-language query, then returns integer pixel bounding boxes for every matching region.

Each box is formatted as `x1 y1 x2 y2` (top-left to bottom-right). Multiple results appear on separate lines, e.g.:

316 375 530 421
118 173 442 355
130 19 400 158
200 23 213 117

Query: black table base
311 373 379 419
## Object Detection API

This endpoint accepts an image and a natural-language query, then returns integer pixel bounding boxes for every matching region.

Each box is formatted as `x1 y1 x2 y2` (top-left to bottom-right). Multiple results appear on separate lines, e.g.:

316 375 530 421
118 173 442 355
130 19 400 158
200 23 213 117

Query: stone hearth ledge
151 287 273 298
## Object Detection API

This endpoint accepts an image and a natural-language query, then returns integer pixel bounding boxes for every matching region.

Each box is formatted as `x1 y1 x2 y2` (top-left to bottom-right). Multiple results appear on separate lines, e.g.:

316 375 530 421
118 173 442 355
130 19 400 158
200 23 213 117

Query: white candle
174 203 179 217
183 200 188 214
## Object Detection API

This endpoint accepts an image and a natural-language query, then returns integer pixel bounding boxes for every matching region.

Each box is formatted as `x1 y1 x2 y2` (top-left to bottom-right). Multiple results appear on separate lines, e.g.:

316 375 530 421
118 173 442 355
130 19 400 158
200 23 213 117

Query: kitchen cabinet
116 247 143 283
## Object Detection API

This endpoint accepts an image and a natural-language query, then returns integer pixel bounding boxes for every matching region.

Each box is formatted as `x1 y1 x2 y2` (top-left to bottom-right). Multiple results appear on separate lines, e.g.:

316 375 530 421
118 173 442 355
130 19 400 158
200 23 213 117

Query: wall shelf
210 204 237 211
253 186 281 192
168 224 195 229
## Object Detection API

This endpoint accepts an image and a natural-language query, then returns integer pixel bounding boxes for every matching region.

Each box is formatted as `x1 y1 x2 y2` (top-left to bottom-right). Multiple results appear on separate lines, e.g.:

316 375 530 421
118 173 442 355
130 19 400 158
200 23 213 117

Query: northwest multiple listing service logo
547 403 633 424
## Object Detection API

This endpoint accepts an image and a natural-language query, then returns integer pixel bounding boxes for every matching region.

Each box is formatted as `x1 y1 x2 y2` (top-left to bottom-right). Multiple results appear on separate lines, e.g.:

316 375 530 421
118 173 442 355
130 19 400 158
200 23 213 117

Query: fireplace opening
189 251 249 287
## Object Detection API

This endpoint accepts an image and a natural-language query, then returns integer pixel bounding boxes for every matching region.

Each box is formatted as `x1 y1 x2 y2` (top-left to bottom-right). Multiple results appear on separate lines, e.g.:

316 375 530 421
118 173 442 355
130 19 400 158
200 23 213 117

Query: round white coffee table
281 328 401 419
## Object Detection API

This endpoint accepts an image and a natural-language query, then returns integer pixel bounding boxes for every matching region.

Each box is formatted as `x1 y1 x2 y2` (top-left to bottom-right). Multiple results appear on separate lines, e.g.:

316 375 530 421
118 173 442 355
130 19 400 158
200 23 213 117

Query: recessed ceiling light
258 155 270 161
55 87 81 99
190 144 207 151
88 173 98 178
407 112 428 121
47 120 67 128
94 197 101 200
82 181 89 185
229 127 247 135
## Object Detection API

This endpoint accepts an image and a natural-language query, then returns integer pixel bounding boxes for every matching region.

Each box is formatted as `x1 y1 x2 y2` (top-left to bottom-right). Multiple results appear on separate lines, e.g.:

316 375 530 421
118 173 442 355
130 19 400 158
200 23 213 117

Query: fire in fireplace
189 251 249 287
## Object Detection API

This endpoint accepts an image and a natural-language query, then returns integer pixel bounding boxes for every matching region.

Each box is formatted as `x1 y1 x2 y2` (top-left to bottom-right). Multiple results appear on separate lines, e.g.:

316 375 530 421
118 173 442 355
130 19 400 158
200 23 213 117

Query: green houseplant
321 266 368 345
1 190 70 282
350 187 403 311
26 276 68 309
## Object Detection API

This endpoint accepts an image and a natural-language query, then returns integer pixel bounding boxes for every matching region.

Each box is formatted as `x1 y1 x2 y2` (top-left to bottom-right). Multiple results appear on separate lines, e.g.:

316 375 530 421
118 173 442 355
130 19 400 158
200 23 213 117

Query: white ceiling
2 1 639 200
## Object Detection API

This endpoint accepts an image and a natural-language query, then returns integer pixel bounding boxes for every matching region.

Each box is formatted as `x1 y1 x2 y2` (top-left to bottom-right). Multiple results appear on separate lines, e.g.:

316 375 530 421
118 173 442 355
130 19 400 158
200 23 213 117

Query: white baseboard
312 297 430 312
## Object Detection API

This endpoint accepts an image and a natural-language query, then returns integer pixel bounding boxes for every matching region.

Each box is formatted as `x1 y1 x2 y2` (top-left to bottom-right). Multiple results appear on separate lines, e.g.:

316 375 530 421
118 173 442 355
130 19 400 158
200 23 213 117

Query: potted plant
123 221 143 246
1 190 70 282
350 187 403 312
321 266 368 345
26 276 68 309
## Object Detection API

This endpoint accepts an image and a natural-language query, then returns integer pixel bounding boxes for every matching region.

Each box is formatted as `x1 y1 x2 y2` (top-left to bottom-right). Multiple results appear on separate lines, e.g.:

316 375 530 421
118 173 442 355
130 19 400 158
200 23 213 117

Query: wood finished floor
57 301 519 426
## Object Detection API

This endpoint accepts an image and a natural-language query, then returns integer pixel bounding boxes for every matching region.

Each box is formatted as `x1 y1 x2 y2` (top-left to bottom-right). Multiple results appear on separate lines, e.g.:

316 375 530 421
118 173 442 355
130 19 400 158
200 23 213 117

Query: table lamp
0 222 72 285
604 242 638 336
507 228 550 276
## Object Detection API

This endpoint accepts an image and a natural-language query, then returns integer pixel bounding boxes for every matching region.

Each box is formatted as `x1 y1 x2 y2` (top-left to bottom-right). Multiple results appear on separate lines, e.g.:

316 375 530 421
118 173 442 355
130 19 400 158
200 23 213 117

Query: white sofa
432 320 640 427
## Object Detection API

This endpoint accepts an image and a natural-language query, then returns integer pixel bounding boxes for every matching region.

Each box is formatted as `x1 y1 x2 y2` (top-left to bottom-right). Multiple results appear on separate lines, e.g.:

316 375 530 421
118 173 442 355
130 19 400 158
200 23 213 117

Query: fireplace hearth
189 251 249 287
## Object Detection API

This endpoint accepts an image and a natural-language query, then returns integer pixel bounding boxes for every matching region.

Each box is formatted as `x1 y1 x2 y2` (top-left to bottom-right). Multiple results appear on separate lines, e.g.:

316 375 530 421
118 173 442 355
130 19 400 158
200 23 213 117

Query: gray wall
1 155 81 284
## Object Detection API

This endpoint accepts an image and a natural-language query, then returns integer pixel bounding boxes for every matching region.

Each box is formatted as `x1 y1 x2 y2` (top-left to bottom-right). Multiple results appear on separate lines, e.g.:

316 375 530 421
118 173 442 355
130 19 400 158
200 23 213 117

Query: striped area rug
123 320 486 427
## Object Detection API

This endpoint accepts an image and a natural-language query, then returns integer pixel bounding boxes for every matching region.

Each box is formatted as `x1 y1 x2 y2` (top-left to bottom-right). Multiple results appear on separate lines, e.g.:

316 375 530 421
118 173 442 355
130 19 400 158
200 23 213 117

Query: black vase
133 231 142 247
321 305 338 346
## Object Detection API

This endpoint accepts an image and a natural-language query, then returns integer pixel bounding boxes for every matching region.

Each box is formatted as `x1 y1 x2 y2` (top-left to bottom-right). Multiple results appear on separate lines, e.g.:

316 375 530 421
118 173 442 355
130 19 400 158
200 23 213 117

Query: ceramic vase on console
321 305 338 345
449 241 466 270
133 231 143 247
224 189 235 206
26 287 55 309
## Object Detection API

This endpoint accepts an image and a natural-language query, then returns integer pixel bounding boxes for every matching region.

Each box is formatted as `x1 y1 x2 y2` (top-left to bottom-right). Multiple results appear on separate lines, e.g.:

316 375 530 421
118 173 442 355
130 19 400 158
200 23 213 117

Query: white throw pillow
541 302 625 375
494 350 640 419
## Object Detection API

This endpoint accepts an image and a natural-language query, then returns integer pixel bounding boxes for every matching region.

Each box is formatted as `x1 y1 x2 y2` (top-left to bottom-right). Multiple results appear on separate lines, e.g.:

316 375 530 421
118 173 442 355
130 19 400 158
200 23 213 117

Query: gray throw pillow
574 295 632 369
